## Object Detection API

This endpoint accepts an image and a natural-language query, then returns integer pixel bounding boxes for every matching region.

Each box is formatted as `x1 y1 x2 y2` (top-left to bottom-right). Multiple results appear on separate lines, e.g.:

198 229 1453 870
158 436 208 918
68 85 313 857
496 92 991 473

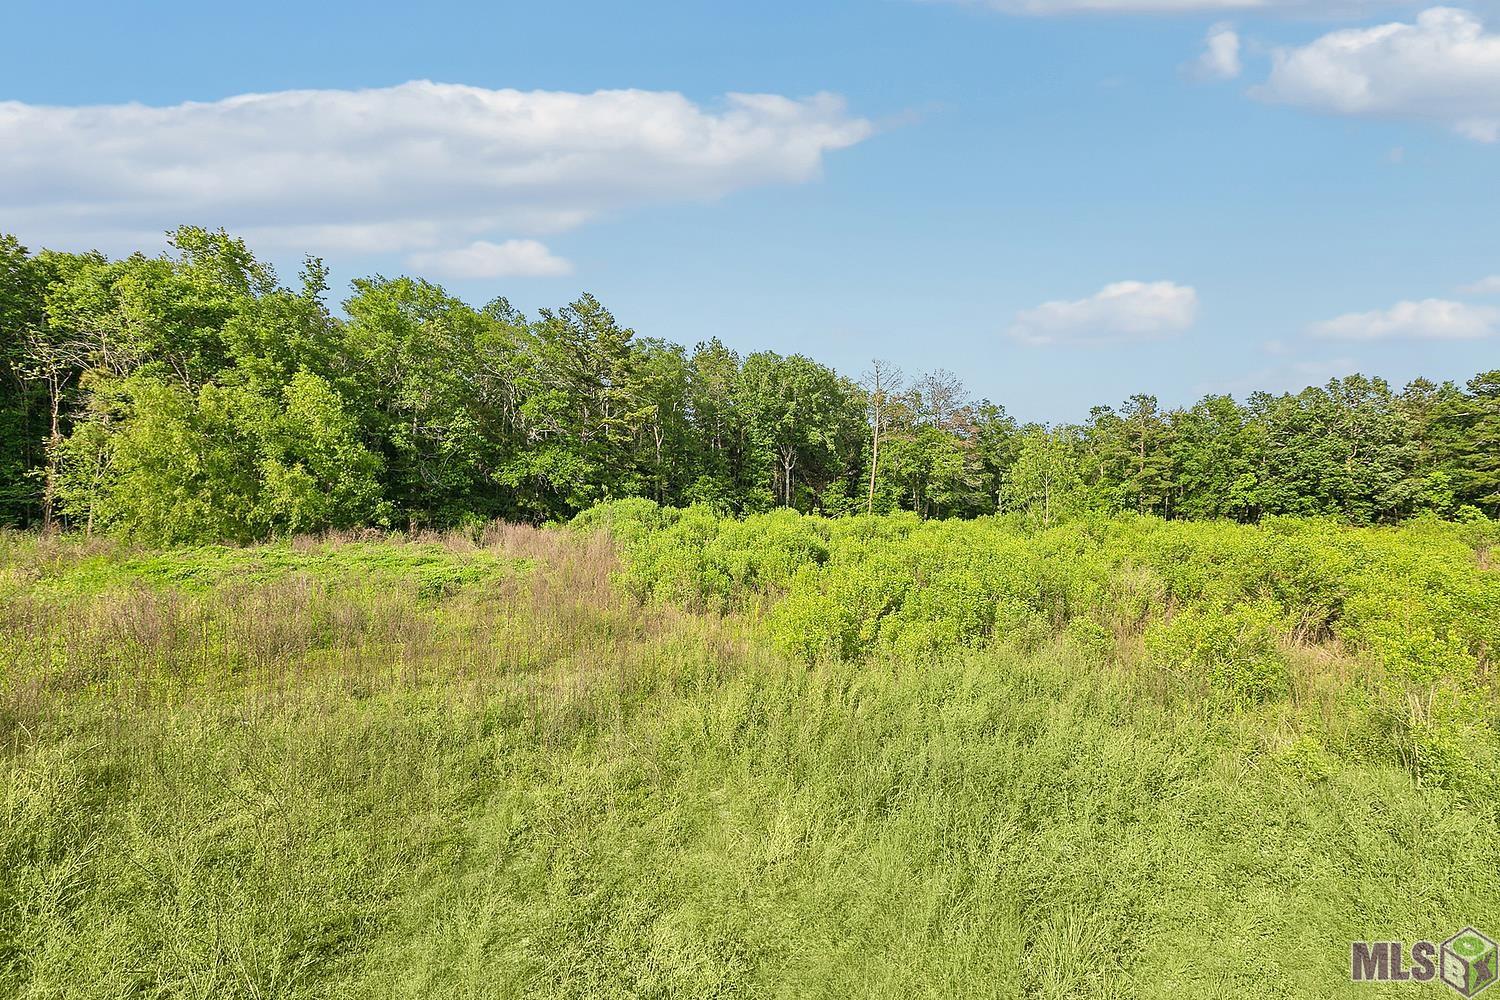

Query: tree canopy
2 228 1495 542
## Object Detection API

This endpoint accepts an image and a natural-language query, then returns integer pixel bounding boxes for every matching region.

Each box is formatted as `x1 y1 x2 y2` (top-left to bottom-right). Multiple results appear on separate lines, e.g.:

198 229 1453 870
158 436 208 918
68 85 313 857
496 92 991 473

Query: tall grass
2 513 1497 998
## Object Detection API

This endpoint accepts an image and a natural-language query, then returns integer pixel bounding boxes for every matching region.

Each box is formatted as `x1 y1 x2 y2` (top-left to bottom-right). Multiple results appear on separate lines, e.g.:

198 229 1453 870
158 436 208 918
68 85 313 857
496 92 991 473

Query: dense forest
2 226 1496 542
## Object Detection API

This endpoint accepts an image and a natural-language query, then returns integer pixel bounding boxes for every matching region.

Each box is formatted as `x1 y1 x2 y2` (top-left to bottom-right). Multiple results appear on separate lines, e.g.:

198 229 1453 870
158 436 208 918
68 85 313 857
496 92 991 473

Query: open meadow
3 504 1497 998
10 2 1500 995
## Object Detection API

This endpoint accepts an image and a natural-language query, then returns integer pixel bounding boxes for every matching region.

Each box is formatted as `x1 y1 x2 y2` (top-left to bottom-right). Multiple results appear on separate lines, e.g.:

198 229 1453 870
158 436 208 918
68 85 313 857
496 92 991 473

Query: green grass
2 514 1497 998
1 533 528 599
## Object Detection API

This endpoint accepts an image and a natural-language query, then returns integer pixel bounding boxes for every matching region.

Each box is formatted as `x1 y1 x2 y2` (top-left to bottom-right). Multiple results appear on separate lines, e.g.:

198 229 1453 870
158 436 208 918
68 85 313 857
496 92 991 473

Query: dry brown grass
0 522 735 753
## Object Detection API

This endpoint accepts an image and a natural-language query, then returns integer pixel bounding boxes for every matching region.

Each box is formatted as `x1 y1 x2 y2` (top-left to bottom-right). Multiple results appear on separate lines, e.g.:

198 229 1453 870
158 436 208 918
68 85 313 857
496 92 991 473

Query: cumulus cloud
406 240 573 279
928 0 1404 15
1008 280 1199 345
1309 298 1500 339
1254 7 1500 141
1195 24 1244 79
1460 274 1500 294
0 80 872 263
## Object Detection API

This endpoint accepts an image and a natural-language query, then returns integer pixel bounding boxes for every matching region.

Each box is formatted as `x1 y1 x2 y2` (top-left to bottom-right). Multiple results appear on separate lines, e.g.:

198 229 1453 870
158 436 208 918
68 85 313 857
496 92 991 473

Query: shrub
582 502 1499 723
1144 601 1290 704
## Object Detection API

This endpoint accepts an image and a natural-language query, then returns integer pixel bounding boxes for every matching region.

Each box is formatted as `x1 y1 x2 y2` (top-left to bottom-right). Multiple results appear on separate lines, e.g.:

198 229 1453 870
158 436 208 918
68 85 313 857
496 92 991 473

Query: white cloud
406 239 573 279
928 0 1404 15
1008 280 1198 345
1195 24 1244 79
0 81 872 263
1254 7 1500 141
1460 274 1500 294
1309 298 1500 339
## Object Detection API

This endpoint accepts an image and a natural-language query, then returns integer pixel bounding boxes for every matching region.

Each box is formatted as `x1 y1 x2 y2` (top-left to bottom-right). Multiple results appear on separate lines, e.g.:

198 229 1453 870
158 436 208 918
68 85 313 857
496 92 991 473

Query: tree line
1 227 1496 542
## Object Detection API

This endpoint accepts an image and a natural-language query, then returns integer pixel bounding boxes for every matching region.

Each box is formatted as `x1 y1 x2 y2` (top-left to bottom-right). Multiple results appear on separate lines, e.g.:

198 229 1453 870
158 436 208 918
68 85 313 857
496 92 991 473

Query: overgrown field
2 508 1498 998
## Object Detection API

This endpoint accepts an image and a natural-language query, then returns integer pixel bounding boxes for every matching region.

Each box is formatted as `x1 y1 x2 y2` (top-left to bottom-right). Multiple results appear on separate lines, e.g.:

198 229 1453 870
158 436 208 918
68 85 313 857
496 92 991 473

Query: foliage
1 520 1496 997
587 500 1500 811
1144 600 1289 704
3 229 1499 539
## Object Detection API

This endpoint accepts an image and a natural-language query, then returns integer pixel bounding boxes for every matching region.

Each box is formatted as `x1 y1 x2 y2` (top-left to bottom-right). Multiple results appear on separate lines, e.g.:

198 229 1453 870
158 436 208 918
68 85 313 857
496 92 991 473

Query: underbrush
582 501 1500 809
1 511 1497 998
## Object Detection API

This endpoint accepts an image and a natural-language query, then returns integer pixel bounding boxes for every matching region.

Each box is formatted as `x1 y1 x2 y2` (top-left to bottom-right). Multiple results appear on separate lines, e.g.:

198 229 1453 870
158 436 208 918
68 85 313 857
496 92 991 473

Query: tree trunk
40 376 62 533
653 423 665 502
780 447 797 507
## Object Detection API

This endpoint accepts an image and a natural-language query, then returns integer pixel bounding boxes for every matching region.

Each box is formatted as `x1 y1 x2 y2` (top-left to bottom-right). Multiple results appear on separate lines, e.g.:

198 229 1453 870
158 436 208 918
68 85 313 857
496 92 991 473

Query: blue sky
4 0 1499 421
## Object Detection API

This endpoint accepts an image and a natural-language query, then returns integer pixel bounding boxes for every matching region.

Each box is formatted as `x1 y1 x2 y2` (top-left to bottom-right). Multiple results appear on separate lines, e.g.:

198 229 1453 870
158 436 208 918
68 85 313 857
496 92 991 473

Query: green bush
1145 601 1290 703
588 501 1498 734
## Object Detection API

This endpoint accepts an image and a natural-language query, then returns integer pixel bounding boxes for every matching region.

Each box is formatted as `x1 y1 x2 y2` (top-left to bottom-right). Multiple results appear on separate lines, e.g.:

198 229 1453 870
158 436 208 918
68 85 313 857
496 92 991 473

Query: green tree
340 276 494 524
0 236 49 524
1005 426 1084 528
1250 376 1417 523
1169 395 1257 521
861 359 903 514
685 338 751 508
973 402 1021 514
8 225 1499 538
1443 371 1500 514
1082 395 1172 515
741 352 866 510
635 339 691 504
500 293 652 517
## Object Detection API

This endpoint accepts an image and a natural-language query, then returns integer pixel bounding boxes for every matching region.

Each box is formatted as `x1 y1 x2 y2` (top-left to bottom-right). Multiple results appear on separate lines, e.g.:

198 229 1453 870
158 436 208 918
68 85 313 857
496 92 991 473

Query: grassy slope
1 518 1497 999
